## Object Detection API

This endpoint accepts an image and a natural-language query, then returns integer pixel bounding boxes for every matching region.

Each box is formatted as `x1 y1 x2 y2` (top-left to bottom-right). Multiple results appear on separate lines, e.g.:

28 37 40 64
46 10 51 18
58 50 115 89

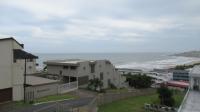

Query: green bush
126 74 153 89
87 78 103 92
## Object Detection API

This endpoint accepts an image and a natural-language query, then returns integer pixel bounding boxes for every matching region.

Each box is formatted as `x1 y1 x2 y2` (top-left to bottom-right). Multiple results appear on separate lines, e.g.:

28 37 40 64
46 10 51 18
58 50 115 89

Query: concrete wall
12 40 25 101
26 59 37 74
26 83 58 99
13 85 24 101
0 40 13 89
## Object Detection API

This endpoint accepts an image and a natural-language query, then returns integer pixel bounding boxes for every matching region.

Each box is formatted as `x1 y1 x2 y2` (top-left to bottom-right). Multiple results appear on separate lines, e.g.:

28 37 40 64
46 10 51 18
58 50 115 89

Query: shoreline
116 56 200 71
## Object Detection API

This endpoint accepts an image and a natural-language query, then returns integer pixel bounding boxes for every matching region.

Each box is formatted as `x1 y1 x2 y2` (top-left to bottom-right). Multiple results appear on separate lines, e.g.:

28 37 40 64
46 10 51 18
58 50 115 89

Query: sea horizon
36 52 200 71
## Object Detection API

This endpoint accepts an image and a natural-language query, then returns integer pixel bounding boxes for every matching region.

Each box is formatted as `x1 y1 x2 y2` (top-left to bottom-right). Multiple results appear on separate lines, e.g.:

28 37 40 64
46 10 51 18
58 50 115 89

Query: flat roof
44 59 87 66
26 76 59 86
44 59 99 65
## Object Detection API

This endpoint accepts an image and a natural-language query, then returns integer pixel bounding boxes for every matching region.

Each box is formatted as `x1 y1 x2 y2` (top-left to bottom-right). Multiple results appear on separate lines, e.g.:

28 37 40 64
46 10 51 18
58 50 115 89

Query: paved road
0 97 94 112
181 91 200 112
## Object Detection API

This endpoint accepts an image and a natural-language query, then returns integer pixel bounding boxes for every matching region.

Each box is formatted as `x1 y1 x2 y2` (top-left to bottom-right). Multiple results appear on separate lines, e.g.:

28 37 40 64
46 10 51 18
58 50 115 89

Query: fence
25 81 78 102
79 98 98 112
33 97 97 112
59 81 78 94
97 88 156 105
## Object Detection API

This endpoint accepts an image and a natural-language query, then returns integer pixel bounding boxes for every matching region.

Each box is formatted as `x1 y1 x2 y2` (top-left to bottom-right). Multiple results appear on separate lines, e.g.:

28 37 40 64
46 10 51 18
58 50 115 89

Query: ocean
36 53 200 71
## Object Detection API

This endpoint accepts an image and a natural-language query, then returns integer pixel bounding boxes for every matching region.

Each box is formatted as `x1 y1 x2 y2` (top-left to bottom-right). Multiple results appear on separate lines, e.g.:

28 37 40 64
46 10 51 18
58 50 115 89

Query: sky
0 0 200 53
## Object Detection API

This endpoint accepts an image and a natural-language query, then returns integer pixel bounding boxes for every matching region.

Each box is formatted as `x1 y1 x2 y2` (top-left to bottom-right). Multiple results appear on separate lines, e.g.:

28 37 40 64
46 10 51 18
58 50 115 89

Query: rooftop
14 49 38 59
44 59 110 66
26 75 59 86
44 59 87 66
167 81 189 88
190 65 200 74
0 37 24 48
173 70 189 73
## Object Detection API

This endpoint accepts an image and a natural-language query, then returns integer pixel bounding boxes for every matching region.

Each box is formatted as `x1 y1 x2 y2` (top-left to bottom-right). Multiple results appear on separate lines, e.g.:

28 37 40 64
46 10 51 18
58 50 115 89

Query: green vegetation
175 62 200 70
11 93 76 108
98 90 185 112
172 90 185 107
35 93 76 103
88 78 104 92
126 74 153 89
13 101 32 108
157 86 175 106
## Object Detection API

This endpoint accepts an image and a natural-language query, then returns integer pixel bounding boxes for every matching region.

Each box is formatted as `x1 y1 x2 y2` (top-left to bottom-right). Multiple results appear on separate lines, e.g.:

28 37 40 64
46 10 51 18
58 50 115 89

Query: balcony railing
58 81 78 94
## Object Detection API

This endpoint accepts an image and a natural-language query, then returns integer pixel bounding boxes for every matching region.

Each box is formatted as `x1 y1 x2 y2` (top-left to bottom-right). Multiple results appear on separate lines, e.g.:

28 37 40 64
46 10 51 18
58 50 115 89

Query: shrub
126 74 153 89
87 78 103 92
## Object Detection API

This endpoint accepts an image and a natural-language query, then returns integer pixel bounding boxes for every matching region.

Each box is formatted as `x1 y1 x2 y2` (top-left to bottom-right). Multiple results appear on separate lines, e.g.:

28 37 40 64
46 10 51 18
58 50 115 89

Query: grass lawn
13 101 32 108
98 90 185 112
105 88 129 93
35 93 77 104
12 93 76 107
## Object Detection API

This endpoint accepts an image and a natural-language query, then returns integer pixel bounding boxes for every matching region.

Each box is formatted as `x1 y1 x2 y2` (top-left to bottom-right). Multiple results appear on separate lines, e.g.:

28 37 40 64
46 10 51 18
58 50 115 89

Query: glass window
90 64 95 73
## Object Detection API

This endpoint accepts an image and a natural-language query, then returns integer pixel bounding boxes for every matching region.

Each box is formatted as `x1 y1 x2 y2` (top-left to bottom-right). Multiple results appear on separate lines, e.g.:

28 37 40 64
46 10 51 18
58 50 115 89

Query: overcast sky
0 0 200 53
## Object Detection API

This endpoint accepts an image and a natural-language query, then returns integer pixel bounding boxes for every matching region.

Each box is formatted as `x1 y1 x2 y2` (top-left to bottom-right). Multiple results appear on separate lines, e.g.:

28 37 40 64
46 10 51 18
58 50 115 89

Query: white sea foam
116 56 200 71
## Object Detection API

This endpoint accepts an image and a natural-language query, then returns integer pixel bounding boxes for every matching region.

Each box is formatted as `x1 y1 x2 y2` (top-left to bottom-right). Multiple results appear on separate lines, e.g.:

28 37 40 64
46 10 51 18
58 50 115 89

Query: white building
0 37 38 102
189 65 200 90
44 59 124 88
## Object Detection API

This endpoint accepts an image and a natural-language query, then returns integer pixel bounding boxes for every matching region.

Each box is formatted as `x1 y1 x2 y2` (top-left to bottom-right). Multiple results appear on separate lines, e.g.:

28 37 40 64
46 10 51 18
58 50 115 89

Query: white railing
177 89 190 112
59 81 78 94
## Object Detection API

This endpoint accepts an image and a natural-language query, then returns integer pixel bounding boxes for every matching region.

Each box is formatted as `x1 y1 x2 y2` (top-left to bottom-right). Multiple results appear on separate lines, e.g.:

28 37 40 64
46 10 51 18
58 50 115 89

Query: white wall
0 40 12 89
13 85 24 101
12 40 24 101
91 60 122 88
26 83 58 98
26 59 37 74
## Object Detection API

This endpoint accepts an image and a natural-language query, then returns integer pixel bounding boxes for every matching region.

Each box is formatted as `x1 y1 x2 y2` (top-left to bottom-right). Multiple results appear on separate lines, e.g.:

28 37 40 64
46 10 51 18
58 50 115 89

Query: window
83 66 86 70
100 72 104 80
63 66 68 69
90 64 95 73
59 70 62 75
70 66 77 70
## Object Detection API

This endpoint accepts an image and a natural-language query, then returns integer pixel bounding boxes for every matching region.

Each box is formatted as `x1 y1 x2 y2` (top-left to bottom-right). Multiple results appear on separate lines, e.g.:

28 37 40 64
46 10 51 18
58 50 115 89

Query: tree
126 74 153 89
157 86 175 107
